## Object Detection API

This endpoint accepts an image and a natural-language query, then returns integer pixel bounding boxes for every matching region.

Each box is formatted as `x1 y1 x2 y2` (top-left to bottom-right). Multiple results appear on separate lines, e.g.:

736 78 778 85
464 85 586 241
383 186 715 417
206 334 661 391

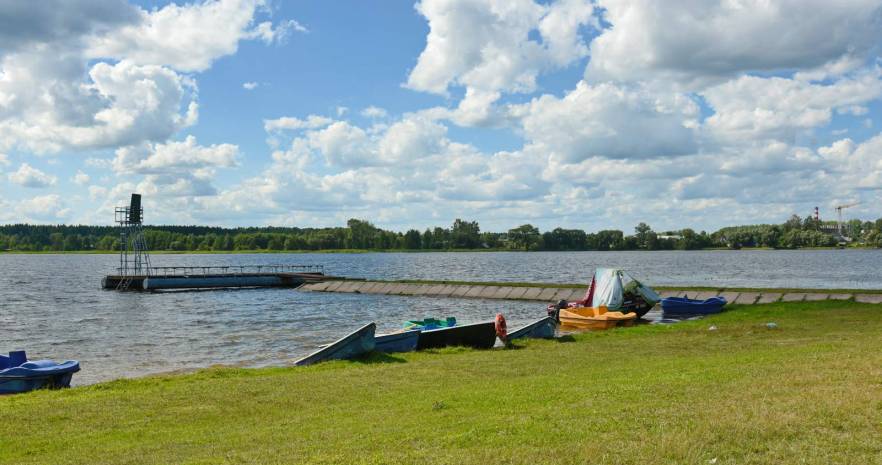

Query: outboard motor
547 299 568 323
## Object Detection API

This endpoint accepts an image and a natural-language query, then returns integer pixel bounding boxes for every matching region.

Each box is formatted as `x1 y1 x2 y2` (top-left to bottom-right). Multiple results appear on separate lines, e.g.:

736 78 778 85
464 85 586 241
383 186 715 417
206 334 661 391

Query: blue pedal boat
295 323 376 366
375 330 421 353
508 317 556 340
0 351 80 394
661 296 727 319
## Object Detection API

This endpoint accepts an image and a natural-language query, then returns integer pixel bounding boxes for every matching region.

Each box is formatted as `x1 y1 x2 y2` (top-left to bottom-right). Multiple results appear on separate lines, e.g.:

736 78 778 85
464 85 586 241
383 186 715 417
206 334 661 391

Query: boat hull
416 322 497 350
558 307 636 330
508 317 556 340
375 330 421 353
295 323 376 366
0 358 80 395
661 297 727 319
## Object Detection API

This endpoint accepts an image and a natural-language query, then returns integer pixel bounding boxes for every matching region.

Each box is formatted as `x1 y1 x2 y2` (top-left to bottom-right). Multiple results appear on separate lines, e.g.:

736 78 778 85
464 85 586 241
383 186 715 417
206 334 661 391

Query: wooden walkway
298 280 882 304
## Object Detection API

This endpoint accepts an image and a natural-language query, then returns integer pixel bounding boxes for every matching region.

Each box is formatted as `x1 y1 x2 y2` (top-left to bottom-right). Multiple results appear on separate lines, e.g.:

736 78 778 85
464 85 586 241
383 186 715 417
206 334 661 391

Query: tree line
1 215 881 252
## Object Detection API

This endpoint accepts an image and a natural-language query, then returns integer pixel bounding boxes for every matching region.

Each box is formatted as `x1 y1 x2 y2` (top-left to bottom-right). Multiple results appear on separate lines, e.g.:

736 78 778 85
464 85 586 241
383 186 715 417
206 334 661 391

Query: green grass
2 301 881 464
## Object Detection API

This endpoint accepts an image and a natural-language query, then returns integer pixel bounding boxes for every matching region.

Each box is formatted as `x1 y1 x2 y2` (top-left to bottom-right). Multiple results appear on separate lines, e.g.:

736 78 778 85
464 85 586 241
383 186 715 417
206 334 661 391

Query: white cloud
407 0 596 96
248 19 308 44
264 115 334 132
586 0 882 86
819 135 882 190
361 106 388 119
0 153 9 167
703 72 882 143
112 135 239 174
8 163 57 188
0 55 197 153
87 0 296 72
243 81 259 90
515 81 700 162
14 194 70 221
72 170 91 185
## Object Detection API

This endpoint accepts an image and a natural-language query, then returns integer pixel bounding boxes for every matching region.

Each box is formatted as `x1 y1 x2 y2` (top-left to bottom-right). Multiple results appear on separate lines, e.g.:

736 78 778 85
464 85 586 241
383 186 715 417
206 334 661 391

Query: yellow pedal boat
558 306 637 330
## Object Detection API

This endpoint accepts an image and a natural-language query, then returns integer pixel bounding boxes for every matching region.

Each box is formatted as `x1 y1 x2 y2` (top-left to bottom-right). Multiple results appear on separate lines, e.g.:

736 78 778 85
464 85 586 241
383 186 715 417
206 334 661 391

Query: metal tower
115 193 151 290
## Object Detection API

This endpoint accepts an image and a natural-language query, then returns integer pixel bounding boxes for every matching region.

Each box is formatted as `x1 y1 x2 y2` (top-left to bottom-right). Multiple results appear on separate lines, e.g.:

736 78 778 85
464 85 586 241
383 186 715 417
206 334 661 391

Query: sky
0 0 881 233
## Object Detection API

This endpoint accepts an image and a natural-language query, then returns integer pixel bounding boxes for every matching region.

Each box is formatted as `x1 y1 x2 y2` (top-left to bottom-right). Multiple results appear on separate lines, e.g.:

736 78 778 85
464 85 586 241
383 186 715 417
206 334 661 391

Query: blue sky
1 0 881 232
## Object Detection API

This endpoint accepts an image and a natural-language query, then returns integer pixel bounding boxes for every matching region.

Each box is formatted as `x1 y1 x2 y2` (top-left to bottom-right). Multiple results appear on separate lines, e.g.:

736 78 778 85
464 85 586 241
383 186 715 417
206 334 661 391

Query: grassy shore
2 300 881 464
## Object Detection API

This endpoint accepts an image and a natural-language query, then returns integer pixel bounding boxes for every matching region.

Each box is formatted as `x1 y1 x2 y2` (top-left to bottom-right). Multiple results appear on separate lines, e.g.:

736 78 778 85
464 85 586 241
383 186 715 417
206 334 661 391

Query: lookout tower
114 193 151 289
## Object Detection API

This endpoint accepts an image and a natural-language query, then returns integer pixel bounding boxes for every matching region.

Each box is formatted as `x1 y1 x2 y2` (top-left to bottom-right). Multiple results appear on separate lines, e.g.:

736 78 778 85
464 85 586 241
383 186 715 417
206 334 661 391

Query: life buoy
495 313 508 341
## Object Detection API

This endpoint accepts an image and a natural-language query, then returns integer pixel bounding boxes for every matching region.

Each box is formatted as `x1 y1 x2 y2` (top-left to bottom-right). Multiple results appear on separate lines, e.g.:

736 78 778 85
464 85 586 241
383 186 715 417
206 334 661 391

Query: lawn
1 301 880 464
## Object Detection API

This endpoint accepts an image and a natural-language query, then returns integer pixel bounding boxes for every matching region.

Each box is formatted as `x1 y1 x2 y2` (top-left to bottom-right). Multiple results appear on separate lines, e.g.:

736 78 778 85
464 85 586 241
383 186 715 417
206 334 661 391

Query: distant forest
1 215 882 252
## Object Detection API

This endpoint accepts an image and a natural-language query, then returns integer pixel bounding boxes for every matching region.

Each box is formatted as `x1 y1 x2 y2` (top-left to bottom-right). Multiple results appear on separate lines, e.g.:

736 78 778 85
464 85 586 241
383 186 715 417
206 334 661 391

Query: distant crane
835 202 860 239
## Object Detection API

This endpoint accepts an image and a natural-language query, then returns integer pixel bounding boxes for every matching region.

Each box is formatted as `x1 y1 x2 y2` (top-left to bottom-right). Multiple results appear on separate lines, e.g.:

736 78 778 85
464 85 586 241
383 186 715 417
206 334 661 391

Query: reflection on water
0 249 879 384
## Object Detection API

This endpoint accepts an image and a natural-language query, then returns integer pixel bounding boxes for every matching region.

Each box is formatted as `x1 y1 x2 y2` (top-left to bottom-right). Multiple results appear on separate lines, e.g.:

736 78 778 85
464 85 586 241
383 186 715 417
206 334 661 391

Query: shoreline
3 300 880 464
1 245 879 254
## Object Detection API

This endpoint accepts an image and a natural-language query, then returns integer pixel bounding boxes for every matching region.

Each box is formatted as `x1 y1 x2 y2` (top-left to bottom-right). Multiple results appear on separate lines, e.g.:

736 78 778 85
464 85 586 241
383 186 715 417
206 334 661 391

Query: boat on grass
558 306 637 330
552 268 661 319
0 351 80 394
403 317 456 331
508 317 556 340
661 296 727 319
375 330 421 353
295 323 376 366
416 322 497 350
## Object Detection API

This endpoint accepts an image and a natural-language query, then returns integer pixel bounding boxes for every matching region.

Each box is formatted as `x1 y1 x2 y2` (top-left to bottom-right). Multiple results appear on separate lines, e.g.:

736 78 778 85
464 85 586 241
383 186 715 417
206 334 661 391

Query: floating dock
103 265 333 291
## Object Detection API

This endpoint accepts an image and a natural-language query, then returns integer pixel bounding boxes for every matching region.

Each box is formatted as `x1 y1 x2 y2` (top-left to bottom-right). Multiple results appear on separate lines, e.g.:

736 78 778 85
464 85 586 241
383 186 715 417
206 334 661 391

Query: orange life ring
495 313 508 341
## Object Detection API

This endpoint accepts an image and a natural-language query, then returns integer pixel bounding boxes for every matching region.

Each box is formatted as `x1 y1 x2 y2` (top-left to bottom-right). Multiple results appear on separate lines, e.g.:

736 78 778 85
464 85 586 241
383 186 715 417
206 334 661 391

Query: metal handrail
114 264 324 276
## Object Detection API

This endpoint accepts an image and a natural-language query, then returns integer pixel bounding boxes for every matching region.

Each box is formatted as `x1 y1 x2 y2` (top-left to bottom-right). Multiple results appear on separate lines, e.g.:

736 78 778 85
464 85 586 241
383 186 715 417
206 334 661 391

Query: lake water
1 250 880 385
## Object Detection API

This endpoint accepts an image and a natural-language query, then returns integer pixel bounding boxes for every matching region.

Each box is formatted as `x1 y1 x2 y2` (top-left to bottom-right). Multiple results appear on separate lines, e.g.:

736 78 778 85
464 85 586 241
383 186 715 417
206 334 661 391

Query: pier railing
115 264 324 276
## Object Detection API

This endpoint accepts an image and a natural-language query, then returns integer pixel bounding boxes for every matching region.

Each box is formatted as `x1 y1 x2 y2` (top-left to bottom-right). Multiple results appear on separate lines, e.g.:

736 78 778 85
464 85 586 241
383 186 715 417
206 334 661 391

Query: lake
1 249 880 384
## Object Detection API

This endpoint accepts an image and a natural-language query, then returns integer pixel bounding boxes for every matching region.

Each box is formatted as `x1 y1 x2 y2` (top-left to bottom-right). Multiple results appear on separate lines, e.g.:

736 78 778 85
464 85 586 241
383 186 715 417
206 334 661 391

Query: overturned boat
0 351 80 394
416 322 497 350
294 323 376 366
507 317 557 340
375 330 421 353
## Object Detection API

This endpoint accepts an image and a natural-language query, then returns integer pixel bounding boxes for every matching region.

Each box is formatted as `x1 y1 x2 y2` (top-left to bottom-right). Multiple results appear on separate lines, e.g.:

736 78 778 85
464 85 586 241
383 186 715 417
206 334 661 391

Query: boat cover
589 268 660 309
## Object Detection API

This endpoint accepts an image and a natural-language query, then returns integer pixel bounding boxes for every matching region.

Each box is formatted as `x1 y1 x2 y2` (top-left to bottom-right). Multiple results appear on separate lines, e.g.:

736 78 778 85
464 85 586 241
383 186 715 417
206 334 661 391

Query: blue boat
661 296 727 319
0 351 80 394
508 317 556 340
375 330 421 353
295 323 376 366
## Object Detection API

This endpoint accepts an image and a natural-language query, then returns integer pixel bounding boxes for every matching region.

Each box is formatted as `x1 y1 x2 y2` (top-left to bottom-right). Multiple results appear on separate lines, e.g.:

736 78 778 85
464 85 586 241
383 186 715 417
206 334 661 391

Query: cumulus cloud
112 135 239 174
406 0 596 125
105 136 239 198
408 0 596 95
361 106 388 119
243 81 258 90
819 135 882 190
8 163 57 188
515 81 700 162
0 0 139 54
0 57 197 153
586 0 882 86
702 71 882 143
72 170 91 185
13 194 70 221
87 0 299 72
264 115 334 132
0 0 303 155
